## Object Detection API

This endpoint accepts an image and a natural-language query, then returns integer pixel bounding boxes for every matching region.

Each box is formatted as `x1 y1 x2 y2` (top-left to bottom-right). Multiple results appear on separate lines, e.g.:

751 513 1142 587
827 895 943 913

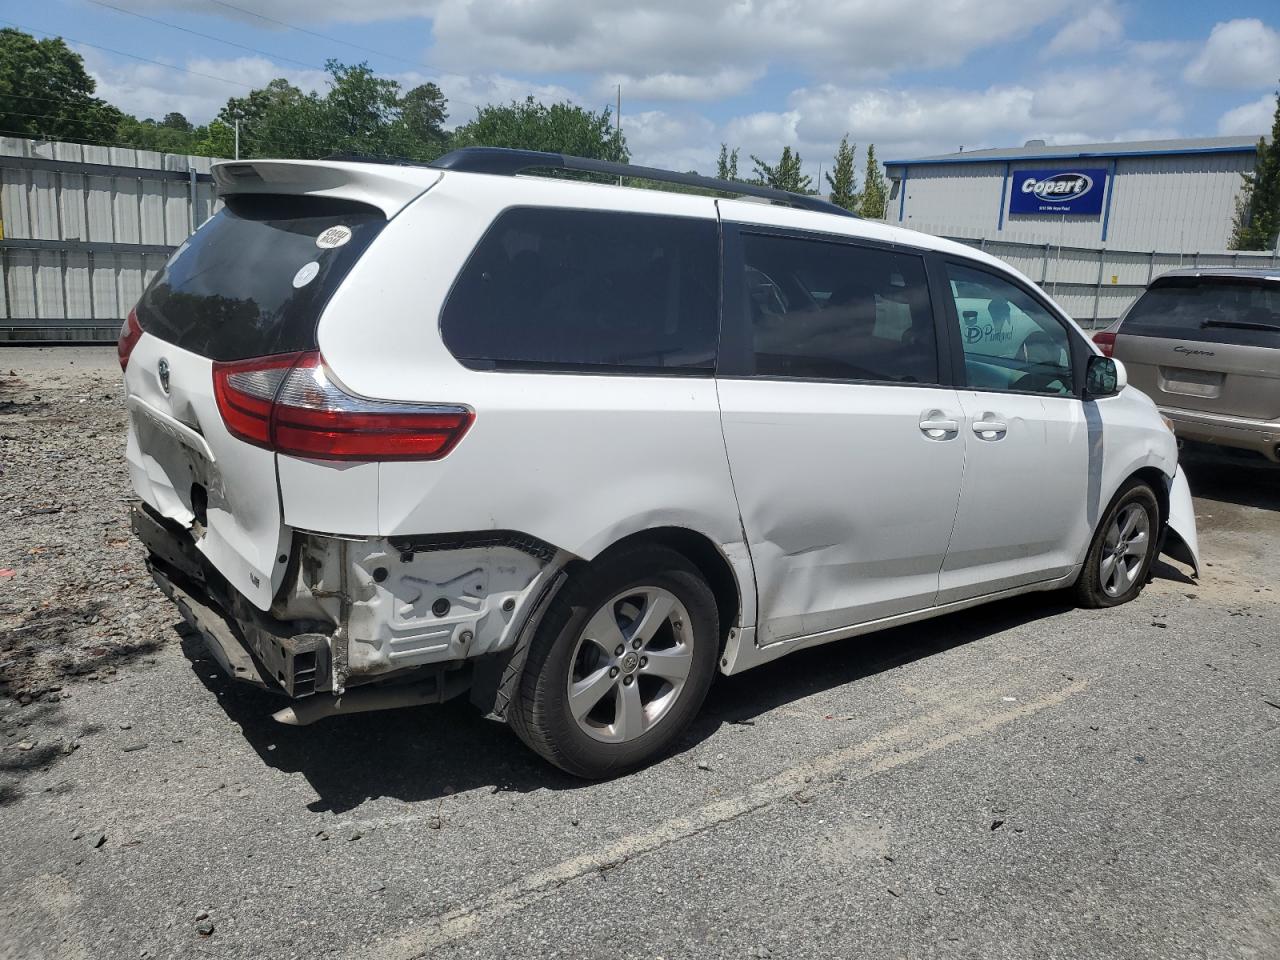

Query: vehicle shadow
1182 454 1280 513
183 590 1077 813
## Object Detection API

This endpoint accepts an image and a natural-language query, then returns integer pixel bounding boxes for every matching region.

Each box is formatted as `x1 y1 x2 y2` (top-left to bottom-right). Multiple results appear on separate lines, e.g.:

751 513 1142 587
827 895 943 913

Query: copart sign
1009 168 1108 216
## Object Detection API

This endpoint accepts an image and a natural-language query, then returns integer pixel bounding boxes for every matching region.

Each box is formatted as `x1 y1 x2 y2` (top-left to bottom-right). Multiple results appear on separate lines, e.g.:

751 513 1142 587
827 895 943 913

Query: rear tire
1075 480 1160 608
507 544 718 779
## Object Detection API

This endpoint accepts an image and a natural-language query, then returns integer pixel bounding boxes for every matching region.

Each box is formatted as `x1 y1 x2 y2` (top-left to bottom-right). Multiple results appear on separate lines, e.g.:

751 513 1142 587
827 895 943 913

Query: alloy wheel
566 586 695 743
1100 502 1151 598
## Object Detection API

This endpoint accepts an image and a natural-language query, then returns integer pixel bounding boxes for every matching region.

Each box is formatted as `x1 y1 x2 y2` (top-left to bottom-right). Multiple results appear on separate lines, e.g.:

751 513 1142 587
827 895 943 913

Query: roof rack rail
429 146 857 219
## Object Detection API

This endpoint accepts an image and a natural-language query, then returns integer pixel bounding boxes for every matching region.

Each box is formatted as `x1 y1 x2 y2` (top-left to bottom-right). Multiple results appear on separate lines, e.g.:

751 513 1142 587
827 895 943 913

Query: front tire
1075 480 1160 608
507 545 718 779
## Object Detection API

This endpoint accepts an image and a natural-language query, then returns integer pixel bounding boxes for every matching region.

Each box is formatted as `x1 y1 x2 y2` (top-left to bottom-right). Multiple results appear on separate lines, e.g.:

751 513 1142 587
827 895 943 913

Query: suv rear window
1122 275 1280 348
441 207 718 374
135 195 386 361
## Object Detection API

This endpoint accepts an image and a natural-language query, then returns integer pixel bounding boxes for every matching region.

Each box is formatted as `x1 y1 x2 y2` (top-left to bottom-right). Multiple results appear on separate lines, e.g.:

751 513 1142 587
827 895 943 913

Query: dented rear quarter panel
310 170 757 629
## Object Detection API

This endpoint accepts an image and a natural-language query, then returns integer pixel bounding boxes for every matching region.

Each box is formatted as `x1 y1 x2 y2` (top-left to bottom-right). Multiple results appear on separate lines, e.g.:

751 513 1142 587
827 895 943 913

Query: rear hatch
1114 273 1280 421
123 177 408 610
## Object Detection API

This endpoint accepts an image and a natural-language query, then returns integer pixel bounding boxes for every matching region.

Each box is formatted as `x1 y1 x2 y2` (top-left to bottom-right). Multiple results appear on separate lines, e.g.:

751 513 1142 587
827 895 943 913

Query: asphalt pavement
1 346 1277 960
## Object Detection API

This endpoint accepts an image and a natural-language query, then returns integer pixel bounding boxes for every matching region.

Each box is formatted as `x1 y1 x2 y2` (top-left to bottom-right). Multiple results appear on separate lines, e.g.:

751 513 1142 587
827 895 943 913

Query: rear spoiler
211 159 440 218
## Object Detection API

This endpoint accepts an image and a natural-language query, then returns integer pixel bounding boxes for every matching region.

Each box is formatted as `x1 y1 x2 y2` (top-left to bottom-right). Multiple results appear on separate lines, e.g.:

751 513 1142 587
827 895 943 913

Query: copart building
883 136 1264 253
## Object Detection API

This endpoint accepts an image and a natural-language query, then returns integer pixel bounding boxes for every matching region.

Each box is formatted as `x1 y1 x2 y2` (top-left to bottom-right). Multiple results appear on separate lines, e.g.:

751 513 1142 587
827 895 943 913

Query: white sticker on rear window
292 261 320 288
316 225 352 249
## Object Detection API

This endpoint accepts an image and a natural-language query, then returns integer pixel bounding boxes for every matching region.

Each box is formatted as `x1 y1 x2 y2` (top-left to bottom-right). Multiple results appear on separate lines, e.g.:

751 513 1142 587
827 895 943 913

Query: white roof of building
886 136 1263 167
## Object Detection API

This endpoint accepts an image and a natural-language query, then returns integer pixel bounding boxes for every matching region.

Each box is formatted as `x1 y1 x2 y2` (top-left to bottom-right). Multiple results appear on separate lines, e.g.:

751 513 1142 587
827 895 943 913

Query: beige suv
1096 268 1280 463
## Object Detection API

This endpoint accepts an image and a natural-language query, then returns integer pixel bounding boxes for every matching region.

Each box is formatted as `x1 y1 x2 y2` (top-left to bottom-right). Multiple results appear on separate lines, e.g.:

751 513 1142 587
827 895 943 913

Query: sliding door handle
972 415 1008 440
919 410 960 439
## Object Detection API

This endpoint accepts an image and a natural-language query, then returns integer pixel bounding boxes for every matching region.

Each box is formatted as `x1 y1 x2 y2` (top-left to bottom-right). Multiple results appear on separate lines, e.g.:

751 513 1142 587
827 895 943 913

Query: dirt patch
0 355 176 705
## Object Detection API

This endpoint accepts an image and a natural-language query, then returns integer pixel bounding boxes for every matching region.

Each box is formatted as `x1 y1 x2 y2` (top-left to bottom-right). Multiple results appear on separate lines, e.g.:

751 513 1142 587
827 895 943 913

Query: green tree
115 116 201 154
825 135 858 210
452 96 627 162
716 143 739 181
216 78 321 158
1230 88 1280 251
858 143 889 218
750 146 812 193
0 28 124 145
191 120 236 158
160 112 192 132
321 60 404 155
400 82 448 155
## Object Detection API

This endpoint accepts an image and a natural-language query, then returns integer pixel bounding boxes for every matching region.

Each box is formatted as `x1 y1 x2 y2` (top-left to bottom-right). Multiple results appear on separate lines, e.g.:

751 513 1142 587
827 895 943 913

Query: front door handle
919 409 960 440
972 414 1008 441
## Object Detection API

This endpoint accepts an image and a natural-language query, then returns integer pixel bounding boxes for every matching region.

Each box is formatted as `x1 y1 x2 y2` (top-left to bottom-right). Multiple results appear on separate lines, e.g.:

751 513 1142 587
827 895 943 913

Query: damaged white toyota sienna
121 147 1200 778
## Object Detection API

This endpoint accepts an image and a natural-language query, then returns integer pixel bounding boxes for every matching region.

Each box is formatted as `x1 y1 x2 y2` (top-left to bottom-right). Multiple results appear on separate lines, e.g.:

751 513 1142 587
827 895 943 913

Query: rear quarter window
1122 276 1280 348
135 195 386 361
441 207 719 374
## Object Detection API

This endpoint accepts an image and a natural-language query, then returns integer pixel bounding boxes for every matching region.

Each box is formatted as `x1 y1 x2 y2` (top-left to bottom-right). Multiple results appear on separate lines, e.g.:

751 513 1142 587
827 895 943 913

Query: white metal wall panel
893 151 1258 253
33 249 64 319
64 251 93 320
5 251 36 319
897 163 1006 235
91 257 120 320
1 136 228 337
1105 153 1255 251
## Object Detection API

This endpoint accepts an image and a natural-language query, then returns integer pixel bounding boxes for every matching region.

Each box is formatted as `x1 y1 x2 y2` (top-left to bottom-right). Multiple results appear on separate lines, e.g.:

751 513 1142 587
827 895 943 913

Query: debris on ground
0 360 171 705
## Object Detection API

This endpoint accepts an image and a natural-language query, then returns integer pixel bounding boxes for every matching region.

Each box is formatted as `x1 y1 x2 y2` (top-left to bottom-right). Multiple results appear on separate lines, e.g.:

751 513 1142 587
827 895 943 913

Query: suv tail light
213 351 472 461
1093 330 1116 357
118 308 142 371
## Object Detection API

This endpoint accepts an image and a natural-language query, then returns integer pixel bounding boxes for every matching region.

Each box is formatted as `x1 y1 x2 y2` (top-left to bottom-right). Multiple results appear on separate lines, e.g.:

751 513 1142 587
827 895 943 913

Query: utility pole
616 84 622 185
234 119 240 160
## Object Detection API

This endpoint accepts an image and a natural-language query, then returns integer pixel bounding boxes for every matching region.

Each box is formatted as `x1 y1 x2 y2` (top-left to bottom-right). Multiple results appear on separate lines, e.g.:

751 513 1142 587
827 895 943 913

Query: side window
740 233 939 384
946 262 1073 396
441 207 718 373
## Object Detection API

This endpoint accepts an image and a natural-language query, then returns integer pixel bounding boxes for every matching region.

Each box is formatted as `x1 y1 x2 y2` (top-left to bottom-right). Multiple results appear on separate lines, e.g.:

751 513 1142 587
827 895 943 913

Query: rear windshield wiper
1201 318 1280 333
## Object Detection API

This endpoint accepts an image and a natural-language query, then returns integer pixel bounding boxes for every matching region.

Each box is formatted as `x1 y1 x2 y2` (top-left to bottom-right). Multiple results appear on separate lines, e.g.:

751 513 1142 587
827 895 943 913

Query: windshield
134 195 386 361
1122 275 1280 348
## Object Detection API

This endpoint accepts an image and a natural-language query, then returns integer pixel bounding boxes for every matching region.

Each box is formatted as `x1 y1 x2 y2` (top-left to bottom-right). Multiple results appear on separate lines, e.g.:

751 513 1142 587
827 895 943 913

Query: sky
8 0 1280 177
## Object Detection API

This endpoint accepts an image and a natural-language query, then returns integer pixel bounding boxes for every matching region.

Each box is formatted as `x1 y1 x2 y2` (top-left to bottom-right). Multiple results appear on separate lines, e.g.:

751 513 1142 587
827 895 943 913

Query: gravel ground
1 345 1278 960
0 347 170 708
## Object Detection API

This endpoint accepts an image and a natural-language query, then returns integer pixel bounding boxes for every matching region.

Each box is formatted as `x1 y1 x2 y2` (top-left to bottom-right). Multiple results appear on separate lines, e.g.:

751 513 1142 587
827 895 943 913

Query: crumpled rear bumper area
132 503 331 697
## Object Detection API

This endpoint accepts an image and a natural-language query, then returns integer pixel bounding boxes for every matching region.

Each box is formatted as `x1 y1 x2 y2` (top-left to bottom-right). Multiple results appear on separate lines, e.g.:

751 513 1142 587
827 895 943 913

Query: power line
0 108 127 129
0 18 255 90
1 90 125 110
85 0 328 72
201 0 433 72
0 126 168 149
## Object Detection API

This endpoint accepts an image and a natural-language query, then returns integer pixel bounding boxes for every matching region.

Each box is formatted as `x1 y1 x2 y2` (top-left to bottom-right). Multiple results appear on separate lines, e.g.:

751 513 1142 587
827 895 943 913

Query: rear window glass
441 207 719 374
1123 276 1280 348
135 195 386 361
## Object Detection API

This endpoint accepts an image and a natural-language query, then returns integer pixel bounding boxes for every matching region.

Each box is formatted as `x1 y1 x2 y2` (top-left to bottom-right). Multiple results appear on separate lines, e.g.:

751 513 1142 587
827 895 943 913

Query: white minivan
121 147 1199 778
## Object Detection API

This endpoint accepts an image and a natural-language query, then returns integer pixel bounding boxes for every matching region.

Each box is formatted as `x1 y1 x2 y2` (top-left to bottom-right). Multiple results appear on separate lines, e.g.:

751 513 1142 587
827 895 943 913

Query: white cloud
597 69 763 103
1217 94 1275 136
1045 2 1124 57
719 65 1186 173
1185 19 1280 89
1127 39 1195 64
122 0 440 26
79 46 576 134
427 0 1069 96
78 46 329 125
621 110 717 170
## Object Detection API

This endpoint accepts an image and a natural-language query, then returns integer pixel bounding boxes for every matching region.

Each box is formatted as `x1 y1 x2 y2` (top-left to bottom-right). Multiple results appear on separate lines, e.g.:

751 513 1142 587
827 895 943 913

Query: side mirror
1085 355 1127 397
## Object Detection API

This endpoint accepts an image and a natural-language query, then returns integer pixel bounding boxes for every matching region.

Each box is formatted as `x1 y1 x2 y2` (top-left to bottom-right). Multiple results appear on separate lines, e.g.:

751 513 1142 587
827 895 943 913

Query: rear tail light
212 351 472 461
1093 330 1116 357
118 308 142 371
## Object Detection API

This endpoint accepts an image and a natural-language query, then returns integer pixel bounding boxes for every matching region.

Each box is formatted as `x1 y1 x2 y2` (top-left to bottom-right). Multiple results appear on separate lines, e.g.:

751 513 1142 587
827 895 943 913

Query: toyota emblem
158 358 171 394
